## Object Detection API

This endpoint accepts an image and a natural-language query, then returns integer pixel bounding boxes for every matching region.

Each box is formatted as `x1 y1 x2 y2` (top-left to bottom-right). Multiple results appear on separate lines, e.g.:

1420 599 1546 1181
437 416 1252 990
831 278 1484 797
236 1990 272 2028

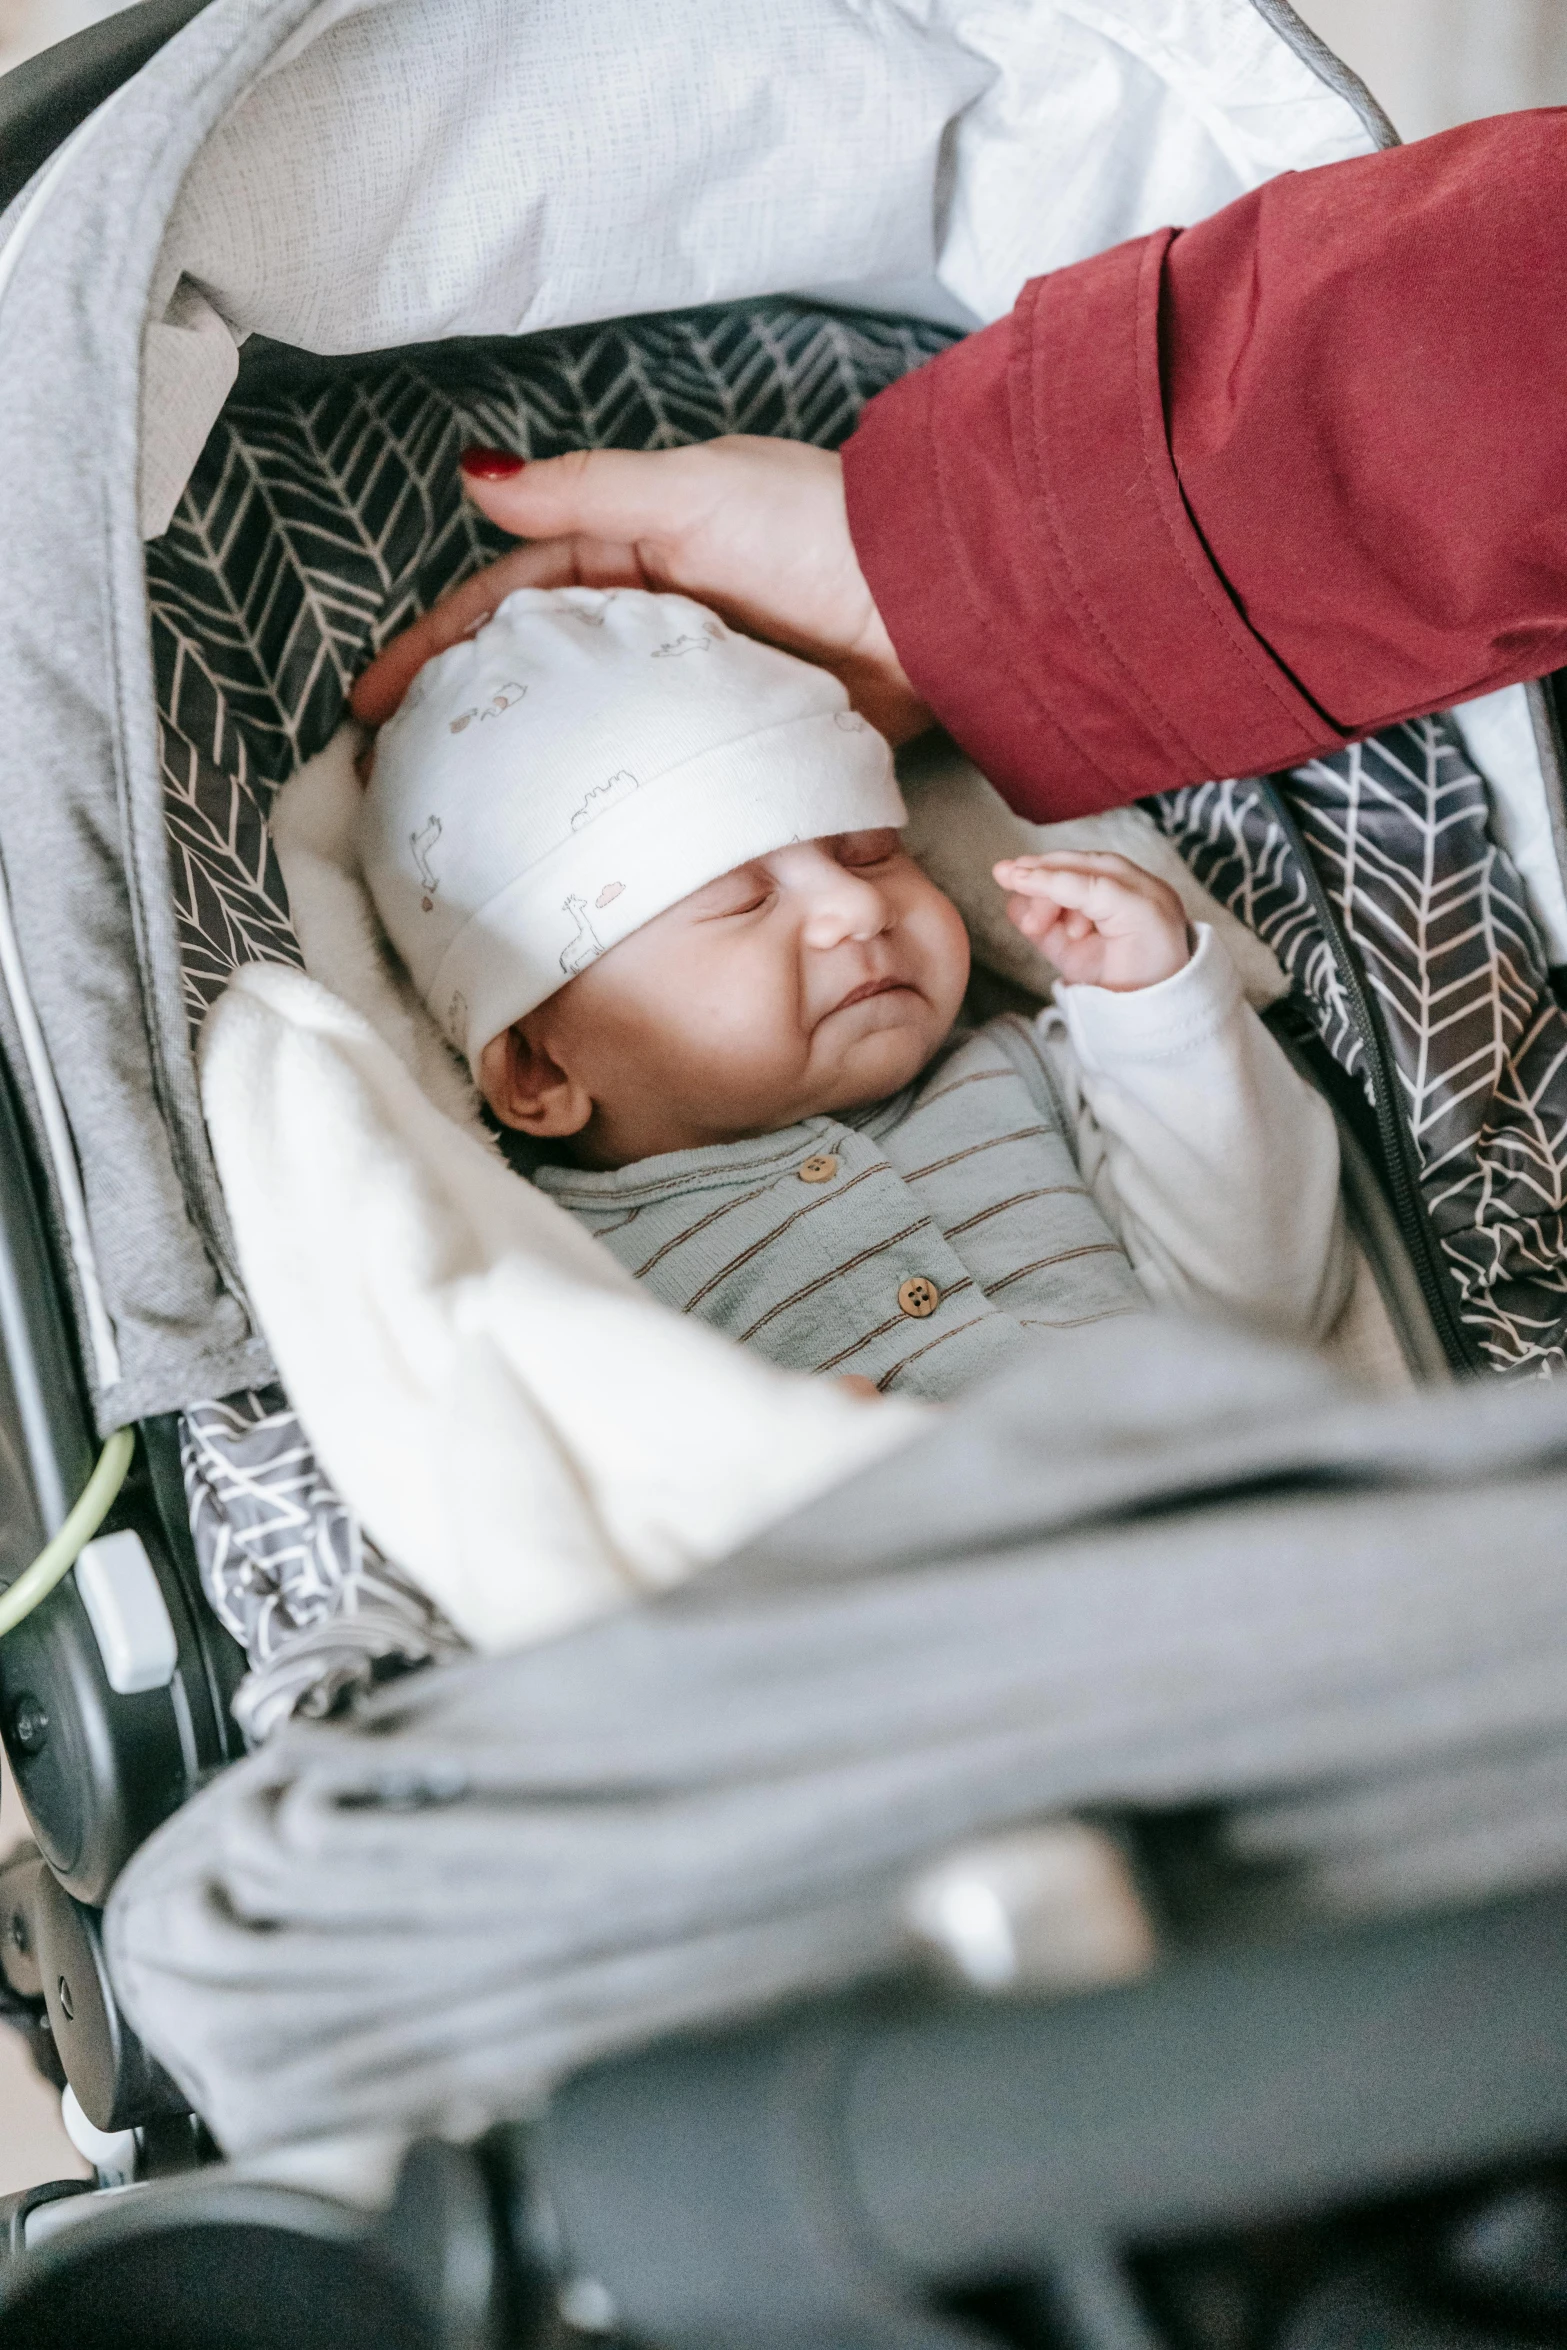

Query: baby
362 588 1350 1401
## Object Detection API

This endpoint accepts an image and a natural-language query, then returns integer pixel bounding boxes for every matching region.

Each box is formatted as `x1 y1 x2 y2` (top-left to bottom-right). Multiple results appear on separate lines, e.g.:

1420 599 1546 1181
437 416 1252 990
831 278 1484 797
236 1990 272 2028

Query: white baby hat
361 587 906 1066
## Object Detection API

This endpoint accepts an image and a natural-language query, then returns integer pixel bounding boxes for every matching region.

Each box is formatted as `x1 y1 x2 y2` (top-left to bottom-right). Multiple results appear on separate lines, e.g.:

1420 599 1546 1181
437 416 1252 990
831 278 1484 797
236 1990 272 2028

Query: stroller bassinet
4 2 1567 2343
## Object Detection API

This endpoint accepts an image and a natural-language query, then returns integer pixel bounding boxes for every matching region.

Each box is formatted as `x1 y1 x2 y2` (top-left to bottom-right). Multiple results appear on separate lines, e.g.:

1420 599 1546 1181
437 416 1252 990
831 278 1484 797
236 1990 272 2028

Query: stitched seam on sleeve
1130 236 1347 736
923 311 1137 797
1022 240 1217 777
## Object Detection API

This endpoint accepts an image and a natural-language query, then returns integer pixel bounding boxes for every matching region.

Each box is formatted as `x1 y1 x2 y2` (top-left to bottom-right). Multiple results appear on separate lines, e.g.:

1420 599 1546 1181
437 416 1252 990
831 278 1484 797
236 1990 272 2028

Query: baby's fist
994 850 1191 992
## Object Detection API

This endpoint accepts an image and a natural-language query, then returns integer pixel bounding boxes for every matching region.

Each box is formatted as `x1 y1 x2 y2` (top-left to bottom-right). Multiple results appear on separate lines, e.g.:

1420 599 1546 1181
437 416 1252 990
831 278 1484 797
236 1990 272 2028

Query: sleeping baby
361 587 1351 1402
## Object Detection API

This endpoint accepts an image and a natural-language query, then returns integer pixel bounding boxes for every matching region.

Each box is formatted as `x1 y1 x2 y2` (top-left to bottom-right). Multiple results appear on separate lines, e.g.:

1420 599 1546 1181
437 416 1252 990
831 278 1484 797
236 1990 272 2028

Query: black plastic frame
0 0 209 219
0 1039 248 1910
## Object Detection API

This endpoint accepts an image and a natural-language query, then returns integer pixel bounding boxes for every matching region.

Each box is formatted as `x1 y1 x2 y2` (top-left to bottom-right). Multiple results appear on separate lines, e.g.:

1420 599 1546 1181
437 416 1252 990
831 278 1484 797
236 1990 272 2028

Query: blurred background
1300 0 1567 136
0 0 99 74
0 0 1565 2206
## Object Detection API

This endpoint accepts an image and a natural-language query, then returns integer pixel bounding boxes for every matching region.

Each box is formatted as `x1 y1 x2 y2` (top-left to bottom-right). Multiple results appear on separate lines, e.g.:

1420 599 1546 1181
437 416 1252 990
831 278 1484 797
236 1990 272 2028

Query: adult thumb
458 445 702 547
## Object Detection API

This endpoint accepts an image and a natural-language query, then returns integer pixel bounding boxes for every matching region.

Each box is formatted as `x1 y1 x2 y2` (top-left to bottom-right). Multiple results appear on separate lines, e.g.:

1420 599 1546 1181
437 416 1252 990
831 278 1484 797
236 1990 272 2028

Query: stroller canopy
0 0 1385 1429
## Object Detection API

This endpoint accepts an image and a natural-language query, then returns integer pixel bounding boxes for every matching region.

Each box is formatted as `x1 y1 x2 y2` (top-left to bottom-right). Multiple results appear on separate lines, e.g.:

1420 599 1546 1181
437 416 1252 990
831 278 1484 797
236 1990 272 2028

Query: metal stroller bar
520 1881 1567 2344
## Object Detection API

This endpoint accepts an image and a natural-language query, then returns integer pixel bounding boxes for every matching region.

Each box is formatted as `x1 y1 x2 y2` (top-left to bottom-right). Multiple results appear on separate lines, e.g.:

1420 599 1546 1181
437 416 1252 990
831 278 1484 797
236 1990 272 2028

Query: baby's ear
478 1022 593 1138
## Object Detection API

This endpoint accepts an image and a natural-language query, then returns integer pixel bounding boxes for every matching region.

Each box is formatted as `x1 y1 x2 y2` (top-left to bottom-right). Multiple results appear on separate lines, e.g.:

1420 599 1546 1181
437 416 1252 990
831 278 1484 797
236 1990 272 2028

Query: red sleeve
842 111 1567 823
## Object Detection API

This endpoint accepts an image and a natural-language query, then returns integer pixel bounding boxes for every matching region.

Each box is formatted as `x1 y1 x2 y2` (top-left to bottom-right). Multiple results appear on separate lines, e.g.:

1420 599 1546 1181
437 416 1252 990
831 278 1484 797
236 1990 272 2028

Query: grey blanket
106 1318 1567 2154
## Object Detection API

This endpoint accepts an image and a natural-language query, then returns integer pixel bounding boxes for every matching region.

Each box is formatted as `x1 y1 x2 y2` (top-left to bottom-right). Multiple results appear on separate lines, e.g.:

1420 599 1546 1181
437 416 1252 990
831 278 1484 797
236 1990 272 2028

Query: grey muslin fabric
181 1389 465 1745
534 1018 1147 1400
107 1317 1567 2156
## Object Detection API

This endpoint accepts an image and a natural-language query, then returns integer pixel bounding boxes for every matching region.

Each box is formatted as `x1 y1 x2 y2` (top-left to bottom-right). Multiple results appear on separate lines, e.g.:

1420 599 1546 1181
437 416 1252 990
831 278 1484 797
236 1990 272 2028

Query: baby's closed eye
834 828 901 870
689 867 776 921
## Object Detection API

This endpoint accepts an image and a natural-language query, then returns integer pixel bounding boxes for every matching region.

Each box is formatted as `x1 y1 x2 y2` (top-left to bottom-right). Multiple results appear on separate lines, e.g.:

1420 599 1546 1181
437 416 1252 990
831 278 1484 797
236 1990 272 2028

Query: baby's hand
993 851 1191 992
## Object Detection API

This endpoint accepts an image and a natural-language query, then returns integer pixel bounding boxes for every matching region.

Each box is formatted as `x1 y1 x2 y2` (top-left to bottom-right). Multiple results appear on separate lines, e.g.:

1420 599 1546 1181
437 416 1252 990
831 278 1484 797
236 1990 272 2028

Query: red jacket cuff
842 230 1344 823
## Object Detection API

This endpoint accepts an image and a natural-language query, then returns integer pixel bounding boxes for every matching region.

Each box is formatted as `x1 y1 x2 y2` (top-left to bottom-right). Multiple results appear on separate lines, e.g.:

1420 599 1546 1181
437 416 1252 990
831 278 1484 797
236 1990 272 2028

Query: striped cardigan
533 1017 1148 1401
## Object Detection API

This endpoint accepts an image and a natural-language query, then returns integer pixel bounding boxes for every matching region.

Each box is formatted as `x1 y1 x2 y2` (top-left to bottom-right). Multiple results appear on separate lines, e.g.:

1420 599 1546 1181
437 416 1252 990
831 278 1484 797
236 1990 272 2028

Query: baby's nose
805 871 891 946
805 905 889 948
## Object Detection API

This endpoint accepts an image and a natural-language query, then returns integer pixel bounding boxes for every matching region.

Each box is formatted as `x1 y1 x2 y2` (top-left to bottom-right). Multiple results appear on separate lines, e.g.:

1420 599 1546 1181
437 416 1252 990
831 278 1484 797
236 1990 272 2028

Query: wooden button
897 1275 940 1319
798 1153 839 1184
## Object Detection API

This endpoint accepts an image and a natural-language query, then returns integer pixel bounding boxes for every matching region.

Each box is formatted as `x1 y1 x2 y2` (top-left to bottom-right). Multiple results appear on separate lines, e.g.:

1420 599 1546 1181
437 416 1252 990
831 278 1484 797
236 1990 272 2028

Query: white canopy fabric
158 0 1383 360
136 0 1387 540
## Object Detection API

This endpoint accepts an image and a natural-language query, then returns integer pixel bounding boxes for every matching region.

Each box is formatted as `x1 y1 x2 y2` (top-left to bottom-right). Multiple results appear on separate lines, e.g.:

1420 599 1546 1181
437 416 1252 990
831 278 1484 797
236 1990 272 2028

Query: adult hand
350 437 930 740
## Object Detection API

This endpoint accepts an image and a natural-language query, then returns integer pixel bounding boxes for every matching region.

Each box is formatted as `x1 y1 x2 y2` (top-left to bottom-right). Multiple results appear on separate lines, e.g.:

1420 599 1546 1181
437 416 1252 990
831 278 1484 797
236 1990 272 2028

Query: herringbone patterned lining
1152 720 1567 1373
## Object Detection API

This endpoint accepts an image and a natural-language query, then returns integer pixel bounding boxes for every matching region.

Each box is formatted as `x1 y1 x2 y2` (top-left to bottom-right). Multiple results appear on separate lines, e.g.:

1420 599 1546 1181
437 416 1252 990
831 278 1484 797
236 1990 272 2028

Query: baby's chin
809 1002 951 1113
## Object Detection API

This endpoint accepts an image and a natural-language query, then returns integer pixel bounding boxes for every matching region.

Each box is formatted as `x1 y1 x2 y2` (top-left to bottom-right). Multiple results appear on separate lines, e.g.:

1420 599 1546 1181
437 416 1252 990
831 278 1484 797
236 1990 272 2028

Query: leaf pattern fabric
182 1388 464 1744
1151 719 1567 1374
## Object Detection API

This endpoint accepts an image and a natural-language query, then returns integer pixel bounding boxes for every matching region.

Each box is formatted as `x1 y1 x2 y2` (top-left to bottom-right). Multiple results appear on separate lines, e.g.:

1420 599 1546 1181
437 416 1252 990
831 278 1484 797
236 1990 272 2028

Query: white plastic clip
61 2085 137 2188
74 1531 177 1695
905 1821 1157 1995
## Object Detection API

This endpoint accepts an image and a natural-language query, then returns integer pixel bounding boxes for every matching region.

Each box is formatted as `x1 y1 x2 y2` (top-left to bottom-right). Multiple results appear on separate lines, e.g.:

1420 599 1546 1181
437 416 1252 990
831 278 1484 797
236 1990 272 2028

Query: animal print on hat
361 587 905 1067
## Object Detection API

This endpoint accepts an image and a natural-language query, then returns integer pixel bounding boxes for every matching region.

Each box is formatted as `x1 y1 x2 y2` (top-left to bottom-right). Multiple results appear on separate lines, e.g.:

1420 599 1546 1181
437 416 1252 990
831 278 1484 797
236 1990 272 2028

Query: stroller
3 0 1567 2341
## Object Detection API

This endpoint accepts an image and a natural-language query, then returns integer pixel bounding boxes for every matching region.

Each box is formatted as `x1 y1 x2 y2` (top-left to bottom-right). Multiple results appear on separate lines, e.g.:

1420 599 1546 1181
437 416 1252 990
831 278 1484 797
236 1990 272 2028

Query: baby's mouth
831 975 917 1016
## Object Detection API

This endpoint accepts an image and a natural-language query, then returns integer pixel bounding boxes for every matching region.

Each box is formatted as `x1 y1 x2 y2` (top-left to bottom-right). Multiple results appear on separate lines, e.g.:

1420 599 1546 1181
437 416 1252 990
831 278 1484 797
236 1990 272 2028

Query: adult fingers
457 444 724 550
353 439 772 727
351 549 541 724
350 537 652 725
352 435 930 738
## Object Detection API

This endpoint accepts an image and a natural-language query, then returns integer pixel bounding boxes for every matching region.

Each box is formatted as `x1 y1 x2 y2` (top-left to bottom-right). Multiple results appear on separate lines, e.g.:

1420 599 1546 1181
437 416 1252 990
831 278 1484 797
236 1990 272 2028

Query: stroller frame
1 5 1567 2344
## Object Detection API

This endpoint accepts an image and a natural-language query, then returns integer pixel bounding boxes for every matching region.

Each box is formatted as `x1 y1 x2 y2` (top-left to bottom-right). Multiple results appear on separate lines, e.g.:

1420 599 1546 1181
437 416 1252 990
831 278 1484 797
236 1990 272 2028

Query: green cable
0 1427 135 1640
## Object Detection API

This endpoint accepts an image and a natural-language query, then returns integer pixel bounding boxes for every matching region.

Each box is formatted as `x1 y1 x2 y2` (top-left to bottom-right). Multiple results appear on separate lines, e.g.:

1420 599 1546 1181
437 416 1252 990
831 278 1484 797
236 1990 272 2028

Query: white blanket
200 733 925 1652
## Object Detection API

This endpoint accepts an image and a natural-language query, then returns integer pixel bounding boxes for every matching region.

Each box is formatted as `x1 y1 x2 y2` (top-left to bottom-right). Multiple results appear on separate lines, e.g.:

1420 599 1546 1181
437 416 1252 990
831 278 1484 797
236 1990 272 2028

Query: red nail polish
460 446 526 480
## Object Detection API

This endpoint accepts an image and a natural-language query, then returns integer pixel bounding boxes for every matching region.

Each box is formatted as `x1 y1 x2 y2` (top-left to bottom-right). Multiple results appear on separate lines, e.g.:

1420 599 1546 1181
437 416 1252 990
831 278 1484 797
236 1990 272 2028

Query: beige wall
0 0 116 79
1294 0 1567 139
0 2019 85 2197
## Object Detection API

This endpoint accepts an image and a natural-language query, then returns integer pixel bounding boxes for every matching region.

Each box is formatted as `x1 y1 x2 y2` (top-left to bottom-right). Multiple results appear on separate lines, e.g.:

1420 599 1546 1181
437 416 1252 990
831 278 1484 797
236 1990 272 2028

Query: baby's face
482 830 971 1167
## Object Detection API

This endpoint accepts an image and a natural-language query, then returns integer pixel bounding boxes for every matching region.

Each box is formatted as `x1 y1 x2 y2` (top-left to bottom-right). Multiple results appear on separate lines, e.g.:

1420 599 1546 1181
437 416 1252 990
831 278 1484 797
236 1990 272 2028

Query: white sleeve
1038 925 1354 1343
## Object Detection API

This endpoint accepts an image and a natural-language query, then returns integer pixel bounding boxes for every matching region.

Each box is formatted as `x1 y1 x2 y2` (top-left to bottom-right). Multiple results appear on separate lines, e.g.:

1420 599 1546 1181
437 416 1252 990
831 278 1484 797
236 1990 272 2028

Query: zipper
1525 675 1567 933
1259 776 1484 1374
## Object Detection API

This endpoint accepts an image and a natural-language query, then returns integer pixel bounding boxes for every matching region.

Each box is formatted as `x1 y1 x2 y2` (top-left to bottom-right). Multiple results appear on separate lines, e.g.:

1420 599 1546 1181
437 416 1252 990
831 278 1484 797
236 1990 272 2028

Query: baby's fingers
1003 891 1068 947
993 857 1105 914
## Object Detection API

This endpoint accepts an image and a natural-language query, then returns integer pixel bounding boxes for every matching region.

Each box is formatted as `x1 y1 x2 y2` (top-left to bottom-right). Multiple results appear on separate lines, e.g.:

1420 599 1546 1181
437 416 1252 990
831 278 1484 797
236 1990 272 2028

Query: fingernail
459 447 526 480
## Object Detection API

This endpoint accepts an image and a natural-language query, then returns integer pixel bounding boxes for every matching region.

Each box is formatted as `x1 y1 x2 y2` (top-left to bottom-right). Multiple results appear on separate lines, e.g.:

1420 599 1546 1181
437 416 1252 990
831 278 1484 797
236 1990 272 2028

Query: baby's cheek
685 960 809 1104
923 891 974 1014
